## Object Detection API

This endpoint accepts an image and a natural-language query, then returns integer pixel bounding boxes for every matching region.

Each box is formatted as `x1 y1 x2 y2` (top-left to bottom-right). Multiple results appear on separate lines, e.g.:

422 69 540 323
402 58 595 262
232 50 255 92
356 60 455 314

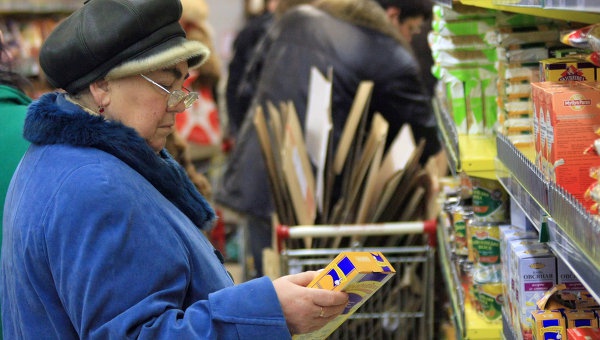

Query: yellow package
539 57 598 82
563 310 599 328
531 310 566 340
293 252 396 340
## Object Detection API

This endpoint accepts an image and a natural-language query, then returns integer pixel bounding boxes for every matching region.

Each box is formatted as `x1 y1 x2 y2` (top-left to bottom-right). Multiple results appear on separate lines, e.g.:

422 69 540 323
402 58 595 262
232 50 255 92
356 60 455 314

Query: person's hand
272 271 349 335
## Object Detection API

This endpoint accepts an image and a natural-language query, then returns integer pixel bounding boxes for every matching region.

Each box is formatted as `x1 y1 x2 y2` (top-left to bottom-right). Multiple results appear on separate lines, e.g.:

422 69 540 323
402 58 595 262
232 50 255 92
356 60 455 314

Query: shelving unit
433 1 600 338
433 96 497 181
438 218 503 340
459 0 600 24
496 134 600 303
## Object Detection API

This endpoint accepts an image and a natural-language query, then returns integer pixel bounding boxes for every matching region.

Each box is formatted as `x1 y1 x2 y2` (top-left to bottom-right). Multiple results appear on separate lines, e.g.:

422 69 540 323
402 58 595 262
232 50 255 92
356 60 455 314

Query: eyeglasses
140 74 199 109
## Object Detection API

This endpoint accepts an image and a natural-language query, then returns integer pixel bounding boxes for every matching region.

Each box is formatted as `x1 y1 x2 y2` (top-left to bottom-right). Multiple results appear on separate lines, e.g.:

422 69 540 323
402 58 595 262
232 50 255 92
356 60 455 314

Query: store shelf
502 309 517 340
433 97 460 176
438 213 503 339
458 0 600 23
545 0 600 12
464 299 503 340
433 97 496 180
495 133 600 303
437 219 466 340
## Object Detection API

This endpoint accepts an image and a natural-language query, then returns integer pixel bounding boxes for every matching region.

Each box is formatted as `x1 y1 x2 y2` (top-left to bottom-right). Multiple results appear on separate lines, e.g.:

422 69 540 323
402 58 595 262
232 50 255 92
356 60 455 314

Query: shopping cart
276 220 437 340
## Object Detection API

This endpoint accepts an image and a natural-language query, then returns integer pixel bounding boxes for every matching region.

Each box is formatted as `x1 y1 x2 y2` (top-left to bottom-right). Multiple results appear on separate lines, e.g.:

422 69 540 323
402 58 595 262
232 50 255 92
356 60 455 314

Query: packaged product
539 57 598 82
530 81 600 210
556 257 586 294
469 221 501 265
432 17 496 37
293 252 395 340
485 25 560 48
472 265 503 323
437 67 498 134
498 62 540 83
513 247 557 339
567 328 600 340
500 226 539 332
531 310 566 340
451 205 472 256
560 24 600 52
471 176 509 223
536 284 599 311
563 309 599 328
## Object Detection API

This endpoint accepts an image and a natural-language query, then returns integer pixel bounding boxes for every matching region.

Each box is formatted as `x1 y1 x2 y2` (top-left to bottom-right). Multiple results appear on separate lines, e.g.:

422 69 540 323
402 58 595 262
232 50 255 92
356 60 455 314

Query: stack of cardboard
254 67 435 246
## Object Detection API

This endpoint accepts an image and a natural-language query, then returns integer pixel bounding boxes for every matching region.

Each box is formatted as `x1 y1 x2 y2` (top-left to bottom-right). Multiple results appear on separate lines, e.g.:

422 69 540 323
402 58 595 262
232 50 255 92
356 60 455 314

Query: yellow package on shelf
293 252 396 340
458 134 497 179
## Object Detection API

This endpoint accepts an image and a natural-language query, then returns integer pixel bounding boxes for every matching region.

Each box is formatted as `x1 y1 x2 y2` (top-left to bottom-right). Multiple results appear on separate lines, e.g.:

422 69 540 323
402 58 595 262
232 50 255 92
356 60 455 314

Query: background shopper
0 29 32 340
216 0 442 278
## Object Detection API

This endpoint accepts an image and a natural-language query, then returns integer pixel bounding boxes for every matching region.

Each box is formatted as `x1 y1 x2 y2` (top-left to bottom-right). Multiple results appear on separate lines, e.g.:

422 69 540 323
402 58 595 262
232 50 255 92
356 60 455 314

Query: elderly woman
0 0 347 338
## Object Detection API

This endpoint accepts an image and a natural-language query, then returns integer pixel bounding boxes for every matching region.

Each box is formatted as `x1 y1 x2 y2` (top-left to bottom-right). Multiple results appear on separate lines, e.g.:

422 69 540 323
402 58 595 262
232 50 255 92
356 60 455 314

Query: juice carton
293 252 396 340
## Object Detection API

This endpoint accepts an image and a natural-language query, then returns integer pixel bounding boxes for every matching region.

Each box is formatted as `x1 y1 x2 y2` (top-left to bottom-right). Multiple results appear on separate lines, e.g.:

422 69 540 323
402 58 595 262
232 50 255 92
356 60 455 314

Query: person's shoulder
32 145 144 190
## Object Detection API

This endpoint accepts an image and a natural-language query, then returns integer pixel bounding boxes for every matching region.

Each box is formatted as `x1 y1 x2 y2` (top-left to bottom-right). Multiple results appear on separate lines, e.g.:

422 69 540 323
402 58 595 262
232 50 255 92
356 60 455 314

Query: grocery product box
556 257 586 293
539 57 598 82
513 247 556 339
563 309 598 328
531 81 568 175
567 328 600 340
531 310 566 340
293 252 396 340
530 82 600 210
506 239 550 337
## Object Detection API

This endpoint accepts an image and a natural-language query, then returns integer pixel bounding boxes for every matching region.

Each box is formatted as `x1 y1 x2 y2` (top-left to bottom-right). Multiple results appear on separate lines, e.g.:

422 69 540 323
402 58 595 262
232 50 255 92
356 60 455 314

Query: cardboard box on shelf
531 81 600 210
539 57 598 82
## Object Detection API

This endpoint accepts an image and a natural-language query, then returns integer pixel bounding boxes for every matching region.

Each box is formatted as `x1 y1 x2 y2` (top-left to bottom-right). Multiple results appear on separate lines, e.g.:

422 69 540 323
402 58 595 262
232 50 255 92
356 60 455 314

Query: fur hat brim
106 39 209 80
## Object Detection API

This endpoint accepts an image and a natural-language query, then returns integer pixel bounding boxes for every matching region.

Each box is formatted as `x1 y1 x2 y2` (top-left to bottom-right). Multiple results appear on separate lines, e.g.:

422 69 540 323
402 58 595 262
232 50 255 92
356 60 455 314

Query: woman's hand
272 271 349 335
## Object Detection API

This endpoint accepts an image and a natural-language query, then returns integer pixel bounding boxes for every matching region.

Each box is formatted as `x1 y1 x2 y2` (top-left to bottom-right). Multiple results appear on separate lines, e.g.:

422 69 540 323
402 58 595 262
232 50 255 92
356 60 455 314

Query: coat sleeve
43 164 290 339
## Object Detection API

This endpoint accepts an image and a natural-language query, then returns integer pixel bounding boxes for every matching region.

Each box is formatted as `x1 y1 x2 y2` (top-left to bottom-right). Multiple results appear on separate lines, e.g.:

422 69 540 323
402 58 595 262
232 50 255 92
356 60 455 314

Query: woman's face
103 61 190 152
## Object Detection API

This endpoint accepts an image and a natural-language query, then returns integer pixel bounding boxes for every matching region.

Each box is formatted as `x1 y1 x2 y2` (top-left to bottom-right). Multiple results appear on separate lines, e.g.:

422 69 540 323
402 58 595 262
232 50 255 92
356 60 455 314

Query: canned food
452 206 472 256
468 221 501 266
471 176 509 223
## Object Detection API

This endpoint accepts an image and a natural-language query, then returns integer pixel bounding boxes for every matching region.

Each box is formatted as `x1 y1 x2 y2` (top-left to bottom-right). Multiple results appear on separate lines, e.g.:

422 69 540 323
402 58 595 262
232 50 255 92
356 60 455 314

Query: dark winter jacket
226 11 275 137
216 0 439 220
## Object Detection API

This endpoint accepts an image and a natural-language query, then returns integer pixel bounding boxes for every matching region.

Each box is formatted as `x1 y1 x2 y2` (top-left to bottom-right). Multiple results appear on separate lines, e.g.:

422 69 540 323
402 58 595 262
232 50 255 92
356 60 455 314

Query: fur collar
291 0 410 48
24 92 216 231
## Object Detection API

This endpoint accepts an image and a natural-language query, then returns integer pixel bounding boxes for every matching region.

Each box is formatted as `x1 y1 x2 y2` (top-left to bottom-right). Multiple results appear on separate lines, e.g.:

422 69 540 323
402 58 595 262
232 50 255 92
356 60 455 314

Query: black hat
40 0 210 93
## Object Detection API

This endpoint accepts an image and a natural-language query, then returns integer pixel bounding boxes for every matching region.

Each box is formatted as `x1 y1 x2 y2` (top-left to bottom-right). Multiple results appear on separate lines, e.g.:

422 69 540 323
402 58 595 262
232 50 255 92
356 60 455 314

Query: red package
568 328 600 340
561 24 600 52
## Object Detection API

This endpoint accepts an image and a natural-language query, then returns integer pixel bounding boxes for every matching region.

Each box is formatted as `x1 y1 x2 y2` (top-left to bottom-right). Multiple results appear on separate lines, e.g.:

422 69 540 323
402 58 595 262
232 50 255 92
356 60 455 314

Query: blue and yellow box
293 251 396 340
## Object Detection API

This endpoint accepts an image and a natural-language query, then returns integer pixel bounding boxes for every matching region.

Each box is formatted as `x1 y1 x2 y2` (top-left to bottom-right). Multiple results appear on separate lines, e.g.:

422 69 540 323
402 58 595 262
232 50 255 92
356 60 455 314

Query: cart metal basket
276 221 437 340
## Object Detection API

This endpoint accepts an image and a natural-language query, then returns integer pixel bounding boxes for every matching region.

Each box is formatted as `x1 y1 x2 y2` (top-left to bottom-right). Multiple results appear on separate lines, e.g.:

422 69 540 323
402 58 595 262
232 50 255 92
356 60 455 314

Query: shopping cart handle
276 219 437 252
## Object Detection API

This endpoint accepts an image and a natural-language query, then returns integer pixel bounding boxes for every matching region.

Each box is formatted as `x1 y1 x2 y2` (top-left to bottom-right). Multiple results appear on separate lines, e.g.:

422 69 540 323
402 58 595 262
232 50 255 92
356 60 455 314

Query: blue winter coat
1 93 290 339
